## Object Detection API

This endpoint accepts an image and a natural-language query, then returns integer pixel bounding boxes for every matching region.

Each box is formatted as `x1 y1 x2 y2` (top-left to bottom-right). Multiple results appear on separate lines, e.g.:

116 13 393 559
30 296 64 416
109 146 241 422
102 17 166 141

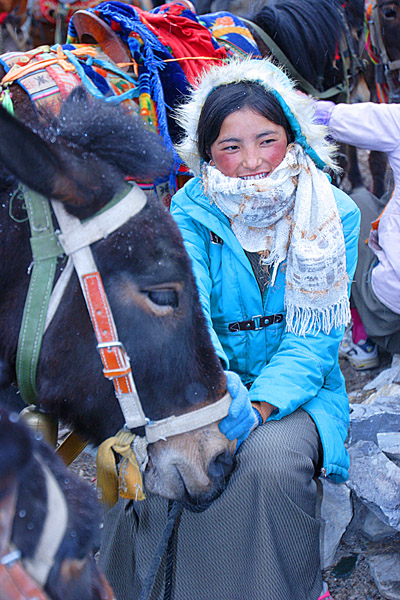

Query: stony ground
322 353 396 600
321 149 399 599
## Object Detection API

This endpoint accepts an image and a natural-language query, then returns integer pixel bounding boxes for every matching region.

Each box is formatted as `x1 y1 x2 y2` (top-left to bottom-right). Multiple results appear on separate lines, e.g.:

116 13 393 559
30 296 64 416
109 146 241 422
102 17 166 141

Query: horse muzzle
143 422 236 503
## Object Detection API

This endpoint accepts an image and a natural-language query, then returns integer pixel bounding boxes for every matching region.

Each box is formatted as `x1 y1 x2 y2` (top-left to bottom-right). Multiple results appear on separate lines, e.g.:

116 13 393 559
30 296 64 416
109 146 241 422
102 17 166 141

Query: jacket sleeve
325 102 400 153
170 199 230 368
248 193 361 415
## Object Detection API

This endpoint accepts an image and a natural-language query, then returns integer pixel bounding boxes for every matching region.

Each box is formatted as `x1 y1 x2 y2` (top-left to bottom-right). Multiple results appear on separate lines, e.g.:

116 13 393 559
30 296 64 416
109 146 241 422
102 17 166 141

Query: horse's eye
147 290 179 307
382 6 397 19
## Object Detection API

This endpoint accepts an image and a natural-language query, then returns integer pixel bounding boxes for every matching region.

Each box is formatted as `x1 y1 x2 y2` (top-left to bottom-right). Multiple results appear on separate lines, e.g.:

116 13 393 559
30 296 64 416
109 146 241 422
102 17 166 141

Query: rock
348 397 400 445
319 479 353 569
377 432 400 461
365 384 400 402
368 553 400 600
347 441 400 530
362 509 399 542
348 389 374 403
363 354 400 392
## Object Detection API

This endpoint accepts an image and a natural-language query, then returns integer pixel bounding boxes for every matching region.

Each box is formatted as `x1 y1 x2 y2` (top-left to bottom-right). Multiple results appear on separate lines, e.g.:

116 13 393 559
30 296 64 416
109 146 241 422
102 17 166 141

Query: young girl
99 58 360 600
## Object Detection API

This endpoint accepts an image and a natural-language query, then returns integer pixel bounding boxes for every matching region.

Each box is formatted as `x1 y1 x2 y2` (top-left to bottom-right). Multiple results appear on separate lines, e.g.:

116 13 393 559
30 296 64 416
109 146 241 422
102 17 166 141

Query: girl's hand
219 371 259 449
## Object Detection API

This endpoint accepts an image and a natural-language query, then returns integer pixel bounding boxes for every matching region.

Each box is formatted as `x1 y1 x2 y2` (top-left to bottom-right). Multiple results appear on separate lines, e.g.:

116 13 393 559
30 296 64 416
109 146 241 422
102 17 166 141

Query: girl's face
209 107 288 179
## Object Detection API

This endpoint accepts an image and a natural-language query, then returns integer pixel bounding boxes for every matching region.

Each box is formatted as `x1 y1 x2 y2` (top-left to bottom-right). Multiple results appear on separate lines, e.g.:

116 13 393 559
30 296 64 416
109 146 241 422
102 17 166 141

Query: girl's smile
209 107 288 179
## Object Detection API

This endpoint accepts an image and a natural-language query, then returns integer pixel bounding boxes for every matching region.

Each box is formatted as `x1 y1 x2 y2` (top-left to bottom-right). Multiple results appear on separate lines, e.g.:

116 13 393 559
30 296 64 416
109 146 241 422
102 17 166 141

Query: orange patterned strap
80 272 145 428
81 270 232 440
82 271 146 429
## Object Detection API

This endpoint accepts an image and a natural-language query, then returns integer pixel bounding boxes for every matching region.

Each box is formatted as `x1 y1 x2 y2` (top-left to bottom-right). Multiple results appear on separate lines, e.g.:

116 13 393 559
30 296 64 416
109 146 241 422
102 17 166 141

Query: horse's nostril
208 450 234 482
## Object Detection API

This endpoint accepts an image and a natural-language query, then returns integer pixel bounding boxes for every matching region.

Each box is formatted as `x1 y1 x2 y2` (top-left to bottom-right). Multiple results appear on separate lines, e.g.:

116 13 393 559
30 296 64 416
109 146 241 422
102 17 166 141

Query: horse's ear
0 104 61 199
59 85 91 116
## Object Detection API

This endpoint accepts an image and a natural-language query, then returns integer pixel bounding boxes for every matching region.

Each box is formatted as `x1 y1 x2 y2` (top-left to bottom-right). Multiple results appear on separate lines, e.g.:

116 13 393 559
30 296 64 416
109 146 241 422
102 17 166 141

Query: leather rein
15 183 231 448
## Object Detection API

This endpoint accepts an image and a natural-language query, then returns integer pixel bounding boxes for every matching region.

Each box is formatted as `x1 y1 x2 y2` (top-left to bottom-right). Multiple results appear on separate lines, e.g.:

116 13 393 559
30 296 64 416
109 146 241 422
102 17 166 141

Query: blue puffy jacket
171 176 361 482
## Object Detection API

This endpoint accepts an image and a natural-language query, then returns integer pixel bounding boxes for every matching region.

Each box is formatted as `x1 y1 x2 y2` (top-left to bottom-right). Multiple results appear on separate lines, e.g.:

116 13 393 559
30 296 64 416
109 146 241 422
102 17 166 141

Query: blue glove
219 371 259 449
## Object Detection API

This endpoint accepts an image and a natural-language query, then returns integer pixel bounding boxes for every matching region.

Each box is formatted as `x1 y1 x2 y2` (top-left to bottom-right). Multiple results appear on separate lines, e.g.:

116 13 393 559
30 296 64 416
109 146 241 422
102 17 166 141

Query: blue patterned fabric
198 11 261 58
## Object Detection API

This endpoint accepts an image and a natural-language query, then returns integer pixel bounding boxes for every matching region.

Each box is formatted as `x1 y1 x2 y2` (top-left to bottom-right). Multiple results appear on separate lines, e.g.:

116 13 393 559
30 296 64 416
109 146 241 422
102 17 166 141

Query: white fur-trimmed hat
174 57 338 176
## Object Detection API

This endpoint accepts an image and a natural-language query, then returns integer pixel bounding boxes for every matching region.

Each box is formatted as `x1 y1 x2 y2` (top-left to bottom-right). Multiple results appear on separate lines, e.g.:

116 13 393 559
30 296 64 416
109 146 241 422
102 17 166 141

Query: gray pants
350 187 400 355
99 410 323 600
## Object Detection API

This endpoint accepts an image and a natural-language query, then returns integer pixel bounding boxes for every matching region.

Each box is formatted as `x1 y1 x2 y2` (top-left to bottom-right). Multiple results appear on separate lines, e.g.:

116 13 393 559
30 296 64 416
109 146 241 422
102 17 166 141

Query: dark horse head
0 408 113 600
0 88 235 504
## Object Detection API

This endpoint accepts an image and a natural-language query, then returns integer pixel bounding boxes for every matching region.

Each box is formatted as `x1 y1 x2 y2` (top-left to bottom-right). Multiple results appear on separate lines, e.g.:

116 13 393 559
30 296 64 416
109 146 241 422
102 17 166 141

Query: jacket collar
172 177 256 276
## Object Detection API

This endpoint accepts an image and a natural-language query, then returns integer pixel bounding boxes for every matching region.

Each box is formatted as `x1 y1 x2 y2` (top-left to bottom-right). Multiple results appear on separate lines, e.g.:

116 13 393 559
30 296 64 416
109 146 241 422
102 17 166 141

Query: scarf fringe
261 254 284 287
285 297 351 337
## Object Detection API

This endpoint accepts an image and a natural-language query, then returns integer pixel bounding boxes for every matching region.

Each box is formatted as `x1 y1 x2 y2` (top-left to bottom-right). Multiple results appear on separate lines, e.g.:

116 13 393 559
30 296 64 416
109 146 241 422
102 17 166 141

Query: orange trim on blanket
211 25 254 39
1 46 97 86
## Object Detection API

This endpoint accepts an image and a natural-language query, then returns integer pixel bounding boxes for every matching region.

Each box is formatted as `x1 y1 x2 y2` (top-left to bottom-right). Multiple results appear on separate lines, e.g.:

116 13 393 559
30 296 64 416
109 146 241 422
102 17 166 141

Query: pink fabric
317 590 332 599
326 102 400 315
351 307 367 344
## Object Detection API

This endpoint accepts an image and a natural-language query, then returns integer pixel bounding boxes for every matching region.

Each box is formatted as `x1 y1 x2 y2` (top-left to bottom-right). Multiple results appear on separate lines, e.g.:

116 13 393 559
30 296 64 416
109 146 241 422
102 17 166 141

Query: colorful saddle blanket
64 1 262 203
0 44 139 115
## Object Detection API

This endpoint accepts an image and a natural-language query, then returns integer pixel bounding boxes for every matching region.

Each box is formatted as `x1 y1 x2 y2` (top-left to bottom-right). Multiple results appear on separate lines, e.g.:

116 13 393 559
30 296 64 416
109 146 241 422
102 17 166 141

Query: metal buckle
1 549 21 567
97 340 127 354
251 315 263 330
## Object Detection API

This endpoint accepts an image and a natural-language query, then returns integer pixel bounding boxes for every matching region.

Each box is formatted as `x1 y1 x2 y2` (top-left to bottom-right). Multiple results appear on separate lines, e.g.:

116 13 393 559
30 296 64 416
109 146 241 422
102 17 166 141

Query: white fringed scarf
203 143 350 336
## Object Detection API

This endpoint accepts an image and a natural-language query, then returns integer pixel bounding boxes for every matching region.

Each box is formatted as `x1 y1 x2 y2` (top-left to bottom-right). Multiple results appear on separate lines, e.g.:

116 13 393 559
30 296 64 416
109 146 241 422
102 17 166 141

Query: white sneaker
339 331 379 370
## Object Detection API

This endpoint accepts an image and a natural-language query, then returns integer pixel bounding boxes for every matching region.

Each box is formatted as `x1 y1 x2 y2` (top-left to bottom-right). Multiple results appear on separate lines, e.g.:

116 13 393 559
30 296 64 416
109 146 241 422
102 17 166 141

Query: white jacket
323 101 400 315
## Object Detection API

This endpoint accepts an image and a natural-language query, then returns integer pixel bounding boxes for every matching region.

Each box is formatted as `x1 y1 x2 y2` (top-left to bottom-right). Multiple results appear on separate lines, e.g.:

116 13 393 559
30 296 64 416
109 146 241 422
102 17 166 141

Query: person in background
314 100 400 370
99 58 360 600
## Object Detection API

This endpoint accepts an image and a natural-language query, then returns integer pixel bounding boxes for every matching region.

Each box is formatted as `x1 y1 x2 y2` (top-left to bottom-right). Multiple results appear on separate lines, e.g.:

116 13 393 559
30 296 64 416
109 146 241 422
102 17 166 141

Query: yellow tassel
139 92 158 134
96 430 146 507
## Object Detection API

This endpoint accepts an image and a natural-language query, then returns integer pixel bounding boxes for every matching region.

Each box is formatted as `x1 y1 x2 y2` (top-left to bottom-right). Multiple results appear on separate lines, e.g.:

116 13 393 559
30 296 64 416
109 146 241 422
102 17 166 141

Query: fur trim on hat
174 57 338 176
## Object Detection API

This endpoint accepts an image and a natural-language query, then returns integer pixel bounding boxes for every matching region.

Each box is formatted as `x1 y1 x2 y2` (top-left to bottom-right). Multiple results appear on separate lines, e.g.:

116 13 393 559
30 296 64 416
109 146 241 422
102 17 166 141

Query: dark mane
248 0 345 91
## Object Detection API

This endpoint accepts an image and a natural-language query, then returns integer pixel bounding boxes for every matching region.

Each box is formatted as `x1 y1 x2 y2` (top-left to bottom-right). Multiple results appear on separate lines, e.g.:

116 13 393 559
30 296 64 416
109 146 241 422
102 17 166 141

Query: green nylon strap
240 18 348 100
16 187 63 405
